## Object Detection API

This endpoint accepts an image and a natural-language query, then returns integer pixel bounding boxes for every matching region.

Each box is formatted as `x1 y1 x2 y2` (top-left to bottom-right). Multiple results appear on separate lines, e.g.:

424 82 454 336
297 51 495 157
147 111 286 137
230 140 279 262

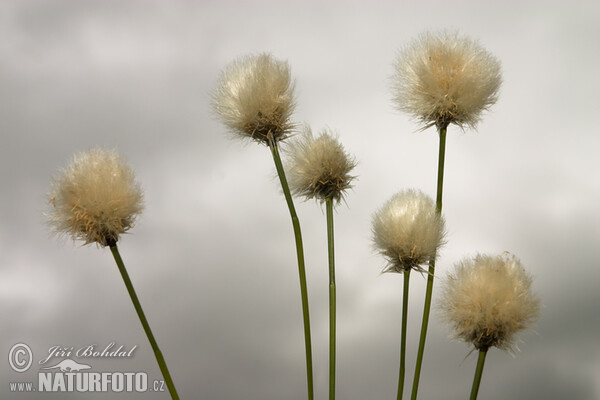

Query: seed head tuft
440 253 540 351
212 53 296 145
47 148 144 247
371 189 446 273
287 127 356 204
392 30 502 130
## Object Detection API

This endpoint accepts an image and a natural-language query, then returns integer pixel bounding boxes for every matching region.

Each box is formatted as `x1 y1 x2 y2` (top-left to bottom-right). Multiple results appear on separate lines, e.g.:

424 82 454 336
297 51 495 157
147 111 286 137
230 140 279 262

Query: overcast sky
1 1 599 399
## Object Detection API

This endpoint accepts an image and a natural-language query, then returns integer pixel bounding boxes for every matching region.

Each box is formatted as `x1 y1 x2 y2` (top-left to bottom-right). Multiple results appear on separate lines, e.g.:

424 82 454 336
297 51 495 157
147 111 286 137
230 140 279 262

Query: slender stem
270 142 314 400
470 348 488 400
109 244 179 400
397 269 410 400
411 124 448 400
326 198 336 400
434 125 448 215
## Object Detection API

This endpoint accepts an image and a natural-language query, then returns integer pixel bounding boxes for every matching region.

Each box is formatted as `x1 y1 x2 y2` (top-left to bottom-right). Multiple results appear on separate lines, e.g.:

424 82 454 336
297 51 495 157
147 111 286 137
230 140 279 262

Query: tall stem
270 142 314 400
411 124 447 400
326 198 336 400
397 269 411 400
470 348 488 400
109 244 179 399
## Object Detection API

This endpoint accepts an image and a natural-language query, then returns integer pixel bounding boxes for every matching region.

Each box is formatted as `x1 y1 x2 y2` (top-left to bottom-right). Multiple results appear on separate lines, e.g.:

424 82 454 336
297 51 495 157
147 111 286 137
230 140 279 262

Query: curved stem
326 198 336 400
470 348 488 400
270 142 314 400
411 124 447 400
109 244 179 399
397 269 411 400
434 124 448 215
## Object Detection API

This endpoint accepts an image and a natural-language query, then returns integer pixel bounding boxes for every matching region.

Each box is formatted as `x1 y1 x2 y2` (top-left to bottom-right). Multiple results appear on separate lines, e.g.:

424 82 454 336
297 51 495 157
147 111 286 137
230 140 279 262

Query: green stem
397 269 410 400
470 348 488 400
270 142 314 400
326 198 336 400
411 124 447 400
109 244 179 400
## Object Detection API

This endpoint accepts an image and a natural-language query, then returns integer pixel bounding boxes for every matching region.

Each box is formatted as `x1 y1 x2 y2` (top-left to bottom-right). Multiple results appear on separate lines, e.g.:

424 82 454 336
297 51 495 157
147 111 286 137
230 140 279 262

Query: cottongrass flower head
47 148 143 247
287 127 356 204
392 30 502 130
372 189 446 273
440 253 540 351
212 53 296 146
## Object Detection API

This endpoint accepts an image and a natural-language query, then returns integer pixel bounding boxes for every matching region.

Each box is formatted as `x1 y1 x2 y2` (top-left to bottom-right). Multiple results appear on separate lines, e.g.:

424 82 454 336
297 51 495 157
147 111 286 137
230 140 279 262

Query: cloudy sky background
1 1 599 399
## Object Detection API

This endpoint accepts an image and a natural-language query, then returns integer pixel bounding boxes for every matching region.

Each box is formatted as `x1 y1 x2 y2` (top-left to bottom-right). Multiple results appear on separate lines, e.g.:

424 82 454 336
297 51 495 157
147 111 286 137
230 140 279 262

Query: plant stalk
470 348 488 400
411 124 448 400
270 142 314 400
397 269 411 400
109 244 179 400
326 198 336 400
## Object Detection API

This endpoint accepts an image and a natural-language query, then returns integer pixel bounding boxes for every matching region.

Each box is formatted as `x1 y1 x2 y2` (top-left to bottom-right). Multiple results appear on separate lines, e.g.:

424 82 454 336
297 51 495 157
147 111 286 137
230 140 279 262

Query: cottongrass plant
287 127 356 400
392 30 502 131
391 30 502 399
212 53 314 399
212 53 296 146
47 148 179 399
440 253 540 399
371 189 445 400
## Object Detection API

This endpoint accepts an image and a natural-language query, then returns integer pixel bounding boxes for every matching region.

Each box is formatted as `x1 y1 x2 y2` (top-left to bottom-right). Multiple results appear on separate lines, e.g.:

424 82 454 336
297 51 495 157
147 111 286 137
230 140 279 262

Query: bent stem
326 198 336 400
397 269 411 400
109 244 179 400
270 142 314 400
470 348 488 400
411 124 447 400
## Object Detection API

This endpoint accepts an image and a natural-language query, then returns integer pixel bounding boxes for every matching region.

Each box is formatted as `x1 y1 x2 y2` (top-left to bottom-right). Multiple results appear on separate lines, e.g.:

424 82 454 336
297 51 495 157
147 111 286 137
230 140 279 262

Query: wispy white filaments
212 53 296 145
440 253 540 351
392 30 502 130
372 189 446 273
47 148 143 247
287 127 356 204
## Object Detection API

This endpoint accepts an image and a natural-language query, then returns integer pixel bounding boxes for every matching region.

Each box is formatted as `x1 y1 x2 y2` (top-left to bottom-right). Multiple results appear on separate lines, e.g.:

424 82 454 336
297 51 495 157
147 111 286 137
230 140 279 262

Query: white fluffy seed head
440 253 540 351
371 189 446 272
212 53 296 145
392 30 502 130
47 148 144 247
287 127 356 203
